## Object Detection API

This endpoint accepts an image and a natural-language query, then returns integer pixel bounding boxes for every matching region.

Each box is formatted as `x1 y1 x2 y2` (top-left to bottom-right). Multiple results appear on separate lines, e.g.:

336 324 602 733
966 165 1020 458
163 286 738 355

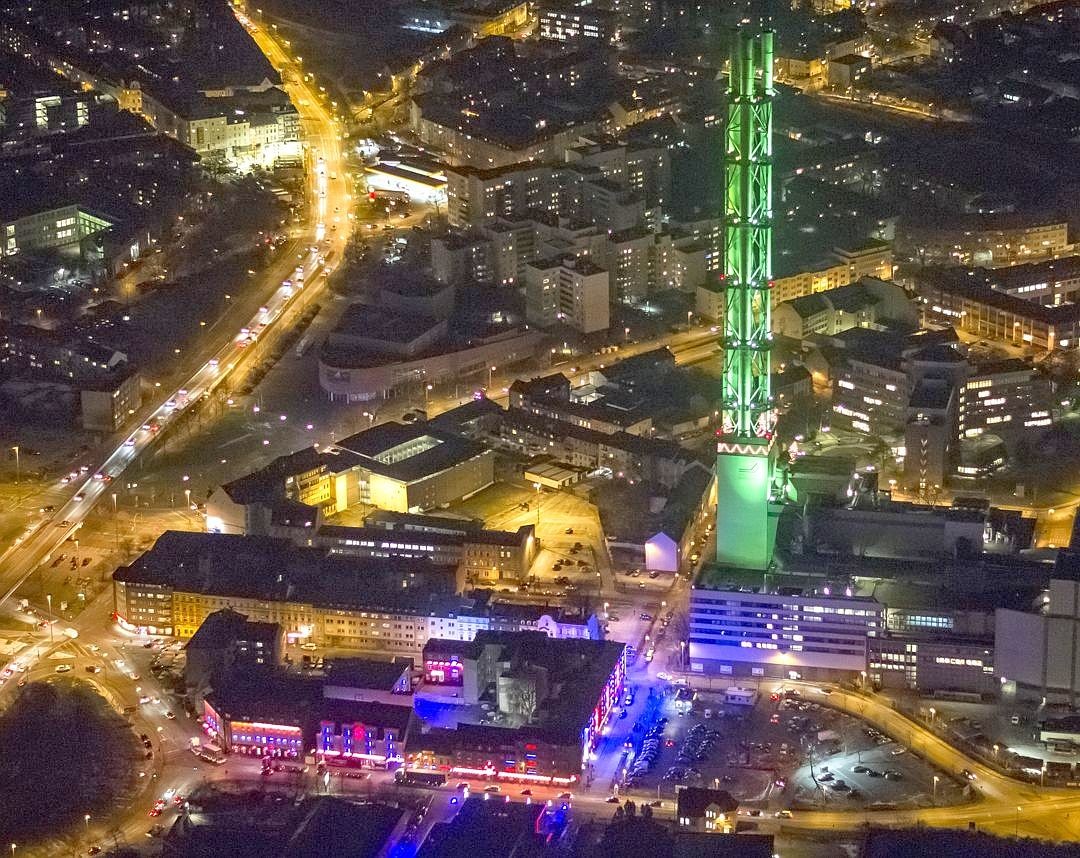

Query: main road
0 9 351 622
0 11 355 853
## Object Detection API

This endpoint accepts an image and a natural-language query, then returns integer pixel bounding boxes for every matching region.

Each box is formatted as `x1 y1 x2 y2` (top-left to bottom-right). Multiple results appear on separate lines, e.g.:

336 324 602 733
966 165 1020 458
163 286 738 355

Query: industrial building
996 552 1080 706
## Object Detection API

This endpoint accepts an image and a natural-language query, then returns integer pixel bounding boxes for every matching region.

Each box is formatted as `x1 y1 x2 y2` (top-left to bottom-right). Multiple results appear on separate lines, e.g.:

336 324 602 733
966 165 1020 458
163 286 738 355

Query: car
961 769 976 781
649 570 660 579
54 664 72 673
139 696 151 704
775 810 793 819
73 494 84 502
519 789 532 796
456 782 470 790
165 711 176 719
147 825 165 838
884 770 903 781
1011 714 1022 726
770 713 780 724
300 642 318 651
123 438 136 447
173 793 185 805
867 769 883 778
87 847 101 855
483 785 501 793
853 765 868 774
890 747 907 756
558 792 573 801
831 782 851 792
818 772 834 782
565 528 574 534
148 808 162 818
85 665 101 674
606 796 620 803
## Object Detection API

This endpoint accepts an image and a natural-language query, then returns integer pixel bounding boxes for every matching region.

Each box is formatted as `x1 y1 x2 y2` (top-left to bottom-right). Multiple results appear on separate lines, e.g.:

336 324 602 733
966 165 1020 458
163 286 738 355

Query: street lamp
425 383 433 408
11 446 18 484
1016 805 1022 836
45 594 54 645
533 482 541 529
932 775 939 803
84 814 90 837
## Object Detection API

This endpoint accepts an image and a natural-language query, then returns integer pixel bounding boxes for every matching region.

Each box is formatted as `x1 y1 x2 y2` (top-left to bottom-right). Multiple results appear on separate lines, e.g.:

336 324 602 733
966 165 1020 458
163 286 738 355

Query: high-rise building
525 255 610 333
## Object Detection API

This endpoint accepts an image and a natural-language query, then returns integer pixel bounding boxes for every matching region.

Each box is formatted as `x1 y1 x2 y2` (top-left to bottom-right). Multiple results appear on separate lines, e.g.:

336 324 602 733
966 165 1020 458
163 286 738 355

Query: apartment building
525 255 610 333
113 532 599 655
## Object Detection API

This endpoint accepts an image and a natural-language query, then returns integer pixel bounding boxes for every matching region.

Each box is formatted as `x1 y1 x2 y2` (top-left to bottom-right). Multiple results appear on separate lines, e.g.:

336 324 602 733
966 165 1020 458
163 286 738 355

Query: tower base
715 436 776 571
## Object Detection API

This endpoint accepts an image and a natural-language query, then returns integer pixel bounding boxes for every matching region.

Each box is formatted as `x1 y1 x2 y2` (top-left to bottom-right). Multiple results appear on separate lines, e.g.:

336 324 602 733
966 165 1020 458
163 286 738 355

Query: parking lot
619 686 968 813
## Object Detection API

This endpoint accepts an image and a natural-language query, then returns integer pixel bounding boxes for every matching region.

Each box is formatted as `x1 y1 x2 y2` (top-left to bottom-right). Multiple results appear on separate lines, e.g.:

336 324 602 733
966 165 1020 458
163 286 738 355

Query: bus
394 769 447 788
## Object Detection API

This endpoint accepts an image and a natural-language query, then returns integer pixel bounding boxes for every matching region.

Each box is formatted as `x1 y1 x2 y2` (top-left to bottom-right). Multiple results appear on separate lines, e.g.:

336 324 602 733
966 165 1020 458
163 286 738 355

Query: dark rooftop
186 609 279 651
322 657 413 691
115 531 464 610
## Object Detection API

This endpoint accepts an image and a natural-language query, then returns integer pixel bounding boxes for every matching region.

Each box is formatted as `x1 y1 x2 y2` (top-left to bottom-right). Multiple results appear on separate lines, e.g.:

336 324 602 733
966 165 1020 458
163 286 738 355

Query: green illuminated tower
715 26 777 571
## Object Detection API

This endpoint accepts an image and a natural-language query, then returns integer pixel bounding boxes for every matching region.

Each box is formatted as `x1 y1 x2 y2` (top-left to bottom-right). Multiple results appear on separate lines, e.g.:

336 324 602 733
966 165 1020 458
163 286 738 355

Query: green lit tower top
713 25 777 573
720 27 774 441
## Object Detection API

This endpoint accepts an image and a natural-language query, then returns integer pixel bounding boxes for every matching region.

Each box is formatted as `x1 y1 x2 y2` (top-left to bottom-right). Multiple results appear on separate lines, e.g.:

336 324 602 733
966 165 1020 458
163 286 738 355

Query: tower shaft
721 28 774 440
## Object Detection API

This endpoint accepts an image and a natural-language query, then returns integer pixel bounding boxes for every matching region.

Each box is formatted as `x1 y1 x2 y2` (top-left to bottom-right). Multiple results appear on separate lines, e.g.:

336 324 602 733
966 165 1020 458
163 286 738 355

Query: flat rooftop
335 421 490 484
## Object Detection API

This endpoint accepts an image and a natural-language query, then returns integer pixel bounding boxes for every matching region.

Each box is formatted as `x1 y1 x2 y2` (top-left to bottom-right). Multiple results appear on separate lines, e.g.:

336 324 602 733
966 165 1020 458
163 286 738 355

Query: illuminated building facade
412 632 627 779
959 359 1054 439
714 27 777 571
1 204 112 259
687 586 882 681
202 677 414 768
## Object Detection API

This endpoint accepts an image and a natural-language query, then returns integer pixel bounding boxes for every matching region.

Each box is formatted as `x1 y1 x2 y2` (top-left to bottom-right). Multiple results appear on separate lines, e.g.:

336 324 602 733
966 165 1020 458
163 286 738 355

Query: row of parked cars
624 718 669 785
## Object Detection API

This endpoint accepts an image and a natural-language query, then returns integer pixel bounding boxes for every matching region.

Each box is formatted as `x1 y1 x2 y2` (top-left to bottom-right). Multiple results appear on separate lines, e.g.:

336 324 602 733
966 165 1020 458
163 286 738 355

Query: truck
724 687 759 707
394 769 447 788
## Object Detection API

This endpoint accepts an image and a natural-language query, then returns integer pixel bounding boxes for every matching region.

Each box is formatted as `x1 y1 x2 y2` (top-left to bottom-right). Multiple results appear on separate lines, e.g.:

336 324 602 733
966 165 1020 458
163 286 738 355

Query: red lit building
409 632 627 781
202 671 414 768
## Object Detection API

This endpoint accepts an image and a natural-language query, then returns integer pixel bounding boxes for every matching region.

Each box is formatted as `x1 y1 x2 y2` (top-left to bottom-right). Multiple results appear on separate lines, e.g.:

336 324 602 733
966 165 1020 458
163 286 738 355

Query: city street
0 12 355 853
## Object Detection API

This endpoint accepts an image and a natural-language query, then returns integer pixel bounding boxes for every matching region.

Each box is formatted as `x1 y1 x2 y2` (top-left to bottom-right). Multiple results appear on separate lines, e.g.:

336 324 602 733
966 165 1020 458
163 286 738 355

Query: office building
914 257 1080 351
958 359 1054 440
687 579 883 681
538 3 616 42
1 202 113 259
